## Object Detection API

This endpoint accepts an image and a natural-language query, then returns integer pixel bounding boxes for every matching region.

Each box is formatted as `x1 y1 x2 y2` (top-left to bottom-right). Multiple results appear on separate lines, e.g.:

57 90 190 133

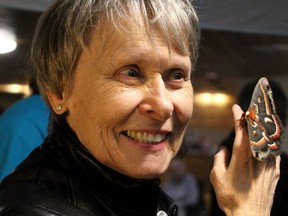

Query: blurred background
1 0 288 215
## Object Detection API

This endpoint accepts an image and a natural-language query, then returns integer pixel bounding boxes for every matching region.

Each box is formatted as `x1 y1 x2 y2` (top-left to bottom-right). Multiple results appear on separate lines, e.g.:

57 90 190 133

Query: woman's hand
210 104 280 216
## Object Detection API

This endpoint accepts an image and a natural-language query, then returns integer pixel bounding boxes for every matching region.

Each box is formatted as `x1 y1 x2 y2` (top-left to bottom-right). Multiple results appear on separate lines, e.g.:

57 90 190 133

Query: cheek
66 88 103 146
97 86 141 124
70 82 140 135
169 88 193 152
174 87 194 124
66 78 112 129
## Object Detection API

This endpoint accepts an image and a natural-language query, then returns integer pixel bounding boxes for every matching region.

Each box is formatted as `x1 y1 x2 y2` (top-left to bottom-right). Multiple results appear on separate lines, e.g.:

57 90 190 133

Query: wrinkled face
64 25 193 179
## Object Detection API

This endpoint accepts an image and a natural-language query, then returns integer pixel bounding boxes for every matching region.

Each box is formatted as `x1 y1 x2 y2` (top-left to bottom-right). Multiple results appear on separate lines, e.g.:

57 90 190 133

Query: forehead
90 18 189 58
87 24 190 68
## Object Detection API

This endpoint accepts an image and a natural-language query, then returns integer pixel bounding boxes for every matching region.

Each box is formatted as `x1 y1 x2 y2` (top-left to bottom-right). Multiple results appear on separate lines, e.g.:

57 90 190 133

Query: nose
138 79 173 121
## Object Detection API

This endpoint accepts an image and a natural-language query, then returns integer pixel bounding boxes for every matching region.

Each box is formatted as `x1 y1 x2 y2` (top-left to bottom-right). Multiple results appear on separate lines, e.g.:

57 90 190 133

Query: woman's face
65 26 193 179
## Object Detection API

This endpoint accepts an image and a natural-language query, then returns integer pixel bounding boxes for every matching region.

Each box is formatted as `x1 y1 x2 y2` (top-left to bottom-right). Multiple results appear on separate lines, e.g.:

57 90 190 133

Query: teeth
126 131 166 143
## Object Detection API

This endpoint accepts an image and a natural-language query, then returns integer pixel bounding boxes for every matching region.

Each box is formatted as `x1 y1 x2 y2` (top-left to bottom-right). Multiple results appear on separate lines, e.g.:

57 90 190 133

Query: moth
241 77 285 161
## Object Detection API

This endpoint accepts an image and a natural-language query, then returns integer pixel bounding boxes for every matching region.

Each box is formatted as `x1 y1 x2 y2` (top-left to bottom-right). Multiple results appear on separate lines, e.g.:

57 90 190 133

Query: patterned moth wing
244 77 285 161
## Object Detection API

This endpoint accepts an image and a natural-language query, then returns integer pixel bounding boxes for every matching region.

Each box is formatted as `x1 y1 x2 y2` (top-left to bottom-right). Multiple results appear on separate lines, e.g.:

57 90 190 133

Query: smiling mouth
122 130 168 144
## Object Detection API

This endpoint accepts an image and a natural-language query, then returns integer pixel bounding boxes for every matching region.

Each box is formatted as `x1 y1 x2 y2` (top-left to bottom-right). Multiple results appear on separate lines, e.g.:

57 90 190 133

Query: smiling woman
57 25 193 179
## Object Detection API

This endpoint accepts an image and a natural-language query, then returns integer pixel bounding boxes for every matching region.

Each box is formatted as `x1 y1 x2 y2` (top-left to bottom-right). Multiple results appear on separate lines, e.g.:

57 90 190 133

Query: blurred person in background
163 158 201 216
0 78 49 180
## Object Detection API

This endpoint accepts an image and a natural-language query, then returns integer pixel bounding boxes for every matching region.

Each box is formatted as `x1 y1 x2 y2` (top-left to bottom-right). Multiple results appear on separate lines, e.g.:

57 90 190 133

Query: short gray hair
30 0 200 106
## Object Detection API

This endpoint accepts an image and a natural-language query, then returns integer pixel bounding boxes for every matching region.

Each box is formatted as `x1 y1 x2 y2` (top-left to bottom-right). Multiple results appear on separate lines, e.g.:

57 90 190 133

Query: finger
275 155 281 173
214 146 230 169
273 156 281 182
266 155 281 173
210 146 229 185
252 155 281 179
230 104 251 162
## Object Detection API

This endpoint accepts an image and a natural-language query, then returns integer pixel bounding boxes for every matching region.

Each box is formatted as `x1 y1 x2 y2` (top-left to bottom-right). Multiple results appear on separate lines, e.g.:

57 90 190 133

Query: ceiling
0 1 288 110
194 30 288 91
193 0 288 36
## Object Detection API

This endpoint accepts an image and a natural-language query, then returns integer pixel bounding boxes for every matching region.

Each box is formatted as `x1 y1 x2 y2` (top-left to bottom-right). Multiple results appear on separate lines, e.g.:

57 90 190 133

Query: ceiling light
0 29 17 54
0 84 31 96
195 92 232 107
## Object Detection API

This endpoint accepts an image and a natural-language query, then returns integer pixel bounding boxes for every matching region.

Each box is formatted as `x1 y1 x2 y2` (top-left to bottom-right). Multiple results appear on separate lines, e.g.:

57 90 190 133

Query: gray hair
30 0 200 107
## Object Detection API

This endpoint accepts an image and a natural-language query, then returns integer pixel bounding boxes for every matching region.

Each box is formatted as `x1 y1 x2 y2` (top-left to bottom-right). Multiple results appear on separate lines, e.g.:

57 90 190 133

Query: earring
56 105 62 111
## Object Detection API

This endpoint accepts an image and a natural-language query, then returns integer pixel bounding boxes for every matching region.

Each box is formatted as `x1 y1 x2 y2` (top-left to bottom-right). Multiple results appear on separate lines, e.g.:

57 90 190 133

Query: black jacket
0 117 178 216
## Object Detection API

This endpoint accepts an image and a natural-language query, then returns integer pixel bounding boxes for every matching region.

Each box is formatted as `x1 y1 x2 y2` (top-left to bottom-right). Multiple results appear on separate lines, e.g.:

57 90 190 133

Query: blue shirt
0 95 50 180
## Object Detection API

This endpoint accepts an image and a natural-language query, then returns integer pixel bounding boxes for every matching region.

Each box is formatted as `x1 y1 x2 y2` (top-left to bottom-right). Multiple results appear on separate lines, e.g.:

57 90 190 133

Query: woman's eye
116 66 142 85
172 72 184 80
168 70 185 81
165 69 189 89
119 65 141 78
126 69 140 78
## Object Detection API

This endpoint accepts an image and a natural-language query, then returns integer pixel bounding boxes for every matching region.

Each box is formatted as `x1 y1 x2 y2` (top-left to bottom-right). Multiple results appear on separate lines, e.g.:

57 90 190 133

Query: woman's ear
46 91 68 115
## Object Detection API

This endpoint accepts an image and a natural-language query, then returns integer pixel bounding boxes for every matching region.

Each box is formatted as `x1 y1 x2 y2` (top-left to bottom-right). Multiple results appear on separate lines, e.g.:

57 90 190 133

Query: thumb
210 146 229 185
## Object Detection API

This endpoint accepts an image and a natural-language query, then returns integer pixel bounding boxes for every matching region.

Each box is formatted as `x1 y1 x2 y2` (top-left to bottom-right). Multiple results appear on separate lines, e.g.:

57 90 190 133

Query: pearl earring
56 105 62 111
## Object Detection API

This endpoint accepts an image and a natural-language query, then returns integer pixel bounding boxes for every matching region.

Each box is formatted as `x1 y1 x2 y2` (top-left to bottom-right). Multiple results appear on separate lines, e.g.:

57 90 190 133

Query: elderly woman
0 0 280 216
